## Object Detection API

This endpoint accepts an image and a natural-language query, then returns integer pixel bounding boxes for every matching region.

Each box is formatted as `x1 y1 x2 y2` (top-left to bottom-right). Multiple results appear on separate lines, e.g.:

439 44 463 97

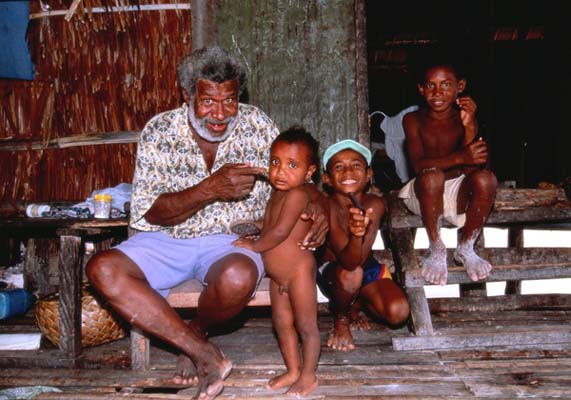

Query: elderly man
87 47 327 400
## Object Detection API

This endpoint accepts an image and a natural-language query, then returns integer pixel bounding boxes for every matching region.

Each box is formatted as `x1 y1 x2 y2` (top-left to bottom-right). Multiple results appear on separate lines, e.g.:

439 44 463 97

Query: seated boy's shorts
114 231 265 298
398 174 466 227
317 257 392 298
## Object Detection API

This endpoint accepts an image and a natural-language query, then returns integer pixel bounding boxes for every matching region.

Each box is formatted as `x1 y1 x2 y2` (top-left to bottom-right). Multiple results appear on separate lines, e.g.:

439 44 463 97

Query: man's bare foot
268 371 300 391
454 244 492 281
173 354 198 385
421 239 448 286
286 374 318 397
192 342 233 400
327 316 355 351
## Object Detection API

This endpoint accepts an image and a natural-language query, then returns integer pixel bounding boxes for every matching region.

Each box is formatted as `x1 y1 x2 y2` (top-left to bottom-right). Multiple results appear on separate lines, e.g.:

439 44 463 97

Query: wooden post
355 0 370 146
505 227 523 295
56 229 83 367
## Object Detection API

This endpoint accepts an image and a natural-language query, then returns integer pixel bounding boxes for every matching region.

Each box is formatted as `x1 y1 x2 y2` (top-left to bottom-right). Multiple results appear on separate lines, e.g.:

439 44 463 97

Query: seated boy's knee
338 268 363 294
416 168 445 190
471 170 498 193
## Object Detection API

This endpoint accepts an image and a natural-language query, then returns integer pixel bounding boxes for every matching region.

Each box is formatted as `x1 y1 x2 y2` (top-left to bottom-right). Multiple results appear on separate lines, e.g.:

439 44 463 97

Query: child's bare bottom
267 266 320 396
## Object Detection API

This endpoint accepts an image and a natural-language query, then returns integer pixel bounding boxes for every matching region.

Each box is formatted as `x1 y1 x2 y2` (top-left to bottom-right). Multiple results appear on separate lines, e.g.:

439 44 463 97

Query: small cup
26 204 51 218
93 194 112 219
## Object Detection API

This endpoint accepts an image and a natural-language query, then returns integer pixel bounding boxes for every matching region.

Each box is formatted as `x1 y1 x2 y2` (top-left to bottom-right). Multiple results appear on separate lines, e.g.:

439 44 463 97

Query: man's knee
86 250 126 298
209 254 259 301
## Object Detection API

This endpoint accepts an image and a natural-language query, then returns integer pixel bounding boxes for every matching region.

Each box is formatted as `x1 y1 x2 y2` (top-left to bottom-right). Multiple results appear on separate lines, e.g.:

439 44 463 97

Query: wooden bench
131 277 273 371
387 188 571 351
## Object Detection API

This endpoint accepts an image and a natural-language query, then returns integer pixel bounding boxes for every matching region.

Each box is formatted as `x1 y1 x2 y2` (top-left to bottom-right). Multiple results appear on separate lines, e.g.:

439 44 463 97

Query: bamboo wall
0 0 192 208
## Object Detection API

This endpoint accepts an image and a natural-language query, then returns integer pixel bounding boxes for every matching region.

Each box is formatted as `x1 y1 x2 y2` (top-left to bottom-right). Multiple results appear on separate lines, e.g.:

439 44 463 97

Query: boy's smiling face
323 149 372 194
269 141 316 191
418 65 466 112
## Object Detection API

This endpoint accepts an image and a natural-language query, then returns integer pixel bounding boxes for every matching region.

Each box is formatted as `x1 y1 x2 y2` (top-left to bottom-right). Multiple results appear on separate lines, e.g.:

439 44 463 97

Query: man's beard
187 103 238 143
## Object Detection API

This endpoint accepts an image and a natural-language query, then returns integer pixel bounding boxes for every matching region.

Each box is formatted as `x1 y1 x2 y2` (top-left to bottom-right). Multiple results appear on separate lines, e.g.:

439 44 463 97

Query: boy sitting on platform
399 53 497 286
318 139 409 352
233 126 322 396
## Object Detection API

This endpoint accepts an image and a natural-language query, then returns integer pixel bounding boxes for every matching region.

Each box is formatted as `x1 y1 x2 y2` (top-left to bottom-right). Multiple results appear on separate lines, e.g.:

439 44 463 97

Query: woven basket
35 286 126 348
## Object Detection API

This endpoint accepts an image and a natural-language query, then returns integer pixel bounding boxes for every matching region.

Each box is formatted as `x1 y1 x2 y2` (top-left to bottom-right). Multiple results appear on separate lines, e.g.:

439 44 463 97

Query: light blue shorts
114 231 264 297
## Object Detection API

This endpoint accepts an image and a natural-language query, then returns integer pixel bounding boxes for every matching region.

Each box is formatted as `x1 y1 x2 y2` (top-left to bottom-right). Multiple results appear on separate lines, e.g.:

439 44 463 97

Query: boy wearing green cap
318 139 409 352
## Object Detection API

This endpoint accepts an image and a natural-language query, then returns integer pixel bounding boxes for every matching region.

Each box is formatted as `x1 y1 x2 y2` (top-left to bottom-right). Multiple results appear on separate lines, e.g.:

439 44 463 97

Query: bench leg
131 327 150 371
389 227 434 335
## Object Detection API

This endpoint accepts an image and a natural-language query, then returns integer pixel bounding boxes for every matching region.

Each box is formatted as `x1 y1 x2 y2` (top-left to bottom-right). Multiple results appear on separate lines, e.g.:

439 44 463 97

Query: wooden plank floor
1 305 571 399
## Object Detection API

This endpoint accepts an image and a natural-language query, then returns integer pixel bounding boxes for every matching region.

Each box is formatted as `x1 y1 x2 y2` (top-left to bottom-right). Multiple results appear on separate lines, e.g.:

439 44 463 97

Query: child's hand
456 96 477 129
462 138 488 166
232 237 256 251
348 207 372 237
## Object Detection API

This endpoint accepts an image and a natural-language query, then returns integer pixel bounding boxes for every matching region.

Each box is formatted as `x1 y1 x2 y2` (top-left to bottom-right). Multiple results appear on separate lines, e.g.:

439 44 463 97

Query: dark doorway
365 0 569 188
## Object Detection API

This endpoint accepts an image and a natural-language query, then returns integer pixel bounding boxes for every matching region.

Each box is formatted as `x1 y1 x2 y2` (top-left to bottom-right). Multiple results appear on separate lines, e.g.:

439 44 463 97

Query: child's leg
359 278 410 326
268 279 301 391
414 168 448 285
321 263 362 351
455 170 497 281
286 268 320 396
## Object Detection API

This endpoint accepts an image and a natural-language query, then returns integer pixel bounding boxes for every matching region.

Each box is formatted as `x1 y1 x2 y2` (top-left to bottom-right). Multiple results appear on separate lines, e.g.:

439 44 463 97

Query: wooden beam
0 131 140 152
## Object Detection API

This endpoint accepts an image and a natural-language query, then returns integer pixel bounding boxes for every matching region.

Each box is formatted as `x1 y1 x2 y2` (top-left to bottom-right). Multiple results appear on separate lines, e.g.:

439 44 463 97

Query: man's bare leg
86 250 257 399
415 169 448 286
173 253 259 386
455 170 497 281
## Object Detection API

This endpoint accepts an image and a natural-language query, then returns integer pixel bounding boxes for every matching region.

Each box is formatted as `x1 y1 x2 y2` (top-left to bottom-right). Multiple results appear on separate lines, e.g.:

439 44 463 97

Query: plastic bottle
0 289 36 320
94 193 112 219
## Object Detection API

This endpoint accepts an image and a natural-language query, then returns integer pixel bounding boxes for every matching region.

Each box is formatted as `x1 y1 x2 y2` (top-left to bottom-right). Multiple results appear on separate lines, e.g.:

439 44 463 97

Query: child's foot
421 240 448 286
454 245 492 281
173 354 198 385
327 316 355 351
349 308 371 331
268 371 300 391
286 374 318 397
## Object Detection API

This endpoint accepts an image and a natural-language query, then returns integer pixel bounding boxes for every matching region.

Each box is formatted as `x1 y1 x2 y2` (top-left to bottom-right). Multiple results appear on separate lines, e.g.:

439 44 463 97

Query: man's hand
207 164 267 201
232 237 256 251
298 200 328 250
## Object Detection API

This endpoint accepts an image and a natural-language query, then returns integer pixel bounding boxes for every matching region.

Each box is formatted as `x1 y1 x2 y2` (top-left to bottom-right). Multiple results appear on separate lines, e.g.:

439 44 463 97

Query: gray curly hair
177 46 247 97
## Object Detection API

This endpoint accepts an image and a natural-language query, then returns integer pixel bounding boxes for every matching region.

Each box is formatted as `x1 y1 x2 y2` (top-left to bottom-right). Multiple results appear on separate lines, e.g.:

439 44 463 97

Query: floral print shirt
130 102 279 239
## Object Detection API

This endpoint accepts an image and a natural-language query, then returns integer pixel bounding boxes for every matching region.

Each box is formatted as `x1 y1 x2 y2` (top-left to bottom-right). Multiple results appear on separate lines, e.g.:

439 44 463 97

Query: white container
26 204 51 218
93 194 112 219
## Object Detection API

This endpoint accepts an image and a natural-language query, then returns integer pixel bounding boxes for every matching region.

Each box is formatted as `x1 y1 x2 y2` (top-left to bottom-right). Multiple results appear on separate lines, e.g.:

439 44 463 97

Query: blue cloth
0 1 34 80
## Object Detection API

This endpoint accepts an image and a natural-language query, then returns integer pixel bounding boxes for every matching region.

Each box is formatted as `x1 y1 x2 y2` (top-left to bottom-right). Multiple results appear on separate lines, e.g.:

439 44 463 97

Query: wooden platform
387 187 571 351
1 306 571 399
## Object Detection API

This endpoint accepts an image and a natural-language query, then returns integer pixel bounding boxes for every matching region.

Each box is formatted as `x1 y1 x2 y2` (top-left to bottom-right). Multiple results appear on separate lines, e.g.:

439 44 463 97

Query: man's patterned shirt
130 102 279 239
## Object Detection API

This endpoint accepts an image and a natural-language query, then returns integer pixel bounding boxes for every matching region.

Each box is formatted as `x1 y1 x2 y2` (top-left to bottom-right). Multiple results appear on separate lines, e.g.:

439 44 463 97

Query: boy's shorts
114 231 265 298
398 174 466 227
317 257 392 298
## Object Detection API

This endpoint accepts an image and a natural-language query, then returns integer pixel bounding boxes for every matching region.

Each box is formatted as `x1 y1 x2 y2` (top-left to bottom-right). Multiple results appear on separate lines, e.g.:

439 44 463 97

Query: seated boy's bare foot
286 374 318 397
193 343 233 400
173 354 198 385
327 316 355 351
268 371 300 391
421 240 448 286
454 245 492 281
349 308 370 331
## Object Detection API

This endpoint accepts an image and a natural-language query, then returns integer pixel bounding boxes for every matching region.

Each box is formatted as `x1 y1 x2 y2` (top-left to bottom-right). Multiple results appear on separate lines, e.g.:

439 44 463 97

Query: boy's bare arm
329 195 384 269
404 113 487 174
248 189 309 253
457 96 479 144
